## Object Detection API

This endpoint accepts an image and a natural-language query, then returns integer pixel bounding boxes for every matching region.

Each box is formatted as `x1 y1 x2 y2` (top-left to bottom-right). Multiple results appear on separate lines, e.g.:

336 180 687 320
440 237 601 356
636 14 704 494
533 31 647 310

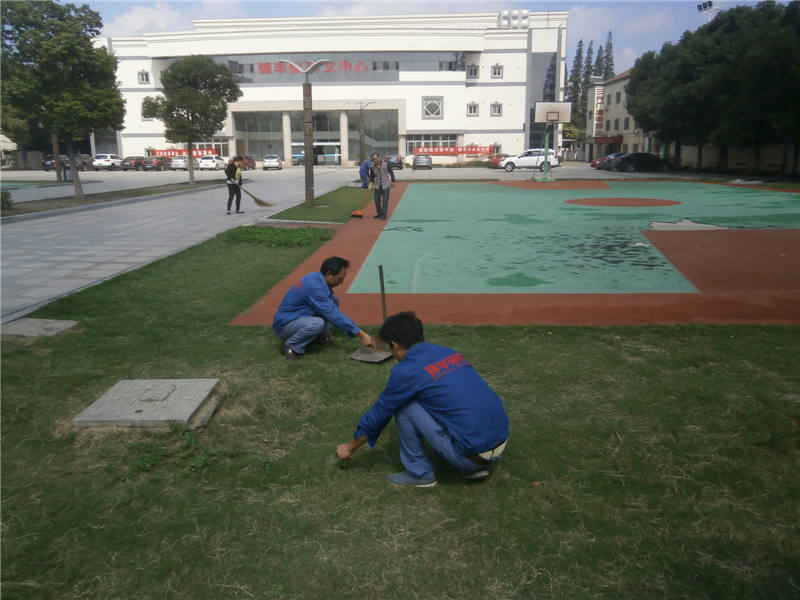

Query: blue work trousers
277 317 330 354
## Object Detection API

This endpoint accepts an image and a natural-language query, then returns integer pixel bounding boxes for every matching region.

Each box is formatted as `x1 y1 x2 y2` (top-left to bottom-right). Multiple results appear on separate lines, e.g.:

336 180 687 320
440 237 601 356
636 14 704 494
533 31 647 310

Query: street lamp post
278 59 332 207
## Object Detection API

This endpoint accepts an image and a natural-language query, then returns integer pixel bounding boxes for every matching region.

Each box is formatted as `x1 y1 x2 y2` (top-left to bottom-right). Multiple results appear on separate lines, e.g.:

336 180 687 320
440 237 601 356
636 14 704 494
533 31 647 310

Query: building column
281 111 292 166
339 111 348 166
456 133 465 165
398 134 406 157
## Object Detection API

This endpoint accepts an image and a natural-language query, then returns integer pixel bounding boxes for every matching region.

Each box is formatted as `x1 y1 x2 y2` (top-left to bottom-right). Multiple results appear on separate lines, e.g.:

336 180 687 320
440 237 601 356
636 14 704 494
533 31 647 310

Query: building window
467 64 479 79
605 120 610 131
588 110 593 121
490 102 503 117
138 70 150 85
607 95 611 105
491 64 504 78
467 103 479 117
405 134 457 155
615 91 621 104
624 117 630 130
633 143 639 152
422 97 443 119
613 118 620 131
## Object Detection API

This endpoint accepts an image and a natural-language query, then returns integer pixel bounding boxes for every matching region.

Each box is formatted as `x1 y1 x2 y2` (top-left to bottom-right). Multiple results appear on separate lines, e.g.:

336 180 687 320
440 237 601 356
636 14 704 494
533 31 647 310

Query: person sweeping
225 155 244 215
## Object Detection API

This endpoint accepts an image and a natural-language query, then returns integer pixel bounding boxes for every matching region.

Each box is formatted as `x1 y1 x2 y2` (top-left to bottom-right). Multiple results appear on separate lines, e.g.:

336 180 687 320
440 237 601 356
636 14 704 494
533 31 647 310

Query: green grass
269 184 367 222
0 179 227 217
1 227 799 599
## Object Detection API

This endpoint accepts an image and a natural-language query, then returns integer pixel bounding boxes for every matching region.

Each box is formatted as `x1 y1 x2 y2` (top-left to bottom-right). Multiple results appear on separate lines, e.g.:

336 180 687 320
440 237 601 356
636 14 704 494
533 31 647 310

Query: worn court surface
231 181 800 326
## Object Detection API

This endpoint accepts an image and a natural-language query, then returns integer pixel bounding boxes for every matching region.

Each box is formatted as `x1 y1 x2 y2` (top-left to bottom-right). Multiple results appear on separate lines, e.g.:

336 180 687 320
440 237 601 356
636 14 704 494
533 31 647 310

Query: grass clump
218 225 333 247
270 185 366 222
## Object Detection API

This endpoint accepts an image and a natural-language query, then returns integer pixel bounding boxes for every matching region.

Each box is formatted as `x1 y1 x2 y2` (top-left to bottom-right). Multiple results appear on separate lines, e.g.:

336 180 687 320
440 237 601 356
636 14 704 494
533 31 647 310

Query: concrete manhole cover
73 379 220 429
1 318 78 337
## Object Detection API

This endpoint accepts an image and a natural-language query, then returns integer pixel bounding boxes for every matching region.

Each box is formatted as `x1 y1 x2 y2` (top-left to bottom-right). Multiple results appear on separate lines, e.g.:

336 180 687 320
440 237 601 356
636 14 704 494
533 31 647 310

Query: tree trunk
187 140 195 184
51 132 62 182
64 137 85 200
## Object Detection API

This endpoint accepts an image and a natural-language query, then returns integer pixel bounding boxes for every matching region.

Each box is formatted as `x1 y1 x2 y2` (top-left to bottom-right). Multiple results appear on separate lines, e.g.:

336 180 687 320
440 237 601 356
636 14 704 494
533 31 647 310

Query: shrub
218 225 334 247
1 190 12 209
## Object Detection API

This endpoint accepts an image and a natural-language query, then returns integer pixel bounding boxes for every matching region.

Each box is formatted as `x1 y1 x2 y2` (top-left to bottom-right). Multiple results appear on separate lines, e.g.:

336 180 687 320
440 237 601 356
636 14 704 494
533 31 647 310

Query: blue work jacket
354 342 509 456
272 271 360 337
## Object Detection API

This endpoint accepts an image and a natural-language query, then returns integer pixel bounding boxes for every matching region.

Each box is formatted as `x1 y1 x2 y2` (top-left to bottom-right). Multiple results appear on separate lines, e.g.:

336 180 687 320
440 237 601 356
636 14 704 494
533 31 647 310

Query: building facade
583 69 655 162
97 10 568 165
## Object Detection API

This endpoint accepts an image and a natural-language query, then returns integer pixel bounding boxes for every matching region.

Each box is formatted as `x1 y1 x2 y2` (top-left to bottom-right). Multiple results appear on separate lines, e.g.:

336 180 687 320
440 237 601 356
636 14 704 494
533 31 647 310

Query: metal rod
378 265 387 322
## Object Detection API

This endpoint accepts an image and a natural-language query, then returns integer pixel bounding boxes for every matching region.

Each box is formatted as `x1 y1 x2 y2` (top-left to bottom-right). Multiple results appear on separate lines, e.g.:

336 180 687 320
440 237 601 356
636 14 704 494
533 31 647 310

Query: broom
240 185 273 207
351 187 371 219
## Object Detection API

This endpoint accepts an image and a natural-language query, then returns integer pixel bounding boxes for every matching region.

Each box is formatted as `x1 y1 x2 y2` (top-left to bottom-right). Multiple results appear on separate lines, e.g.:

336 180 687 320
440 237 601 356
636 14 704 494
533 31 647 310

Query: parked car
412 153 433 170
262 154 282 170
488 153 509 168
591 153 618 169
198 155 225 170
241 155 256 170
386 155 404 170
41 154 68 171
93 153 122 170
170 156 199 170
611 152 671 172
121 156 146 171
500 148 559 172
141 156 172 171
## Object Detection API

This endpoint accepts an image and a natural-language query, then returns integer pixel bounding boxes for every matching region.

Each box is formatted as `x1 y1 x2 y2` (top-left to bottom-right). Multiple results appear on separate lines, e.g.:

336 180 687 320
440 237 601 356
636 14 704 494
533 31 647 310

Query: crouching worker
273 256 376 360
336 311 509 487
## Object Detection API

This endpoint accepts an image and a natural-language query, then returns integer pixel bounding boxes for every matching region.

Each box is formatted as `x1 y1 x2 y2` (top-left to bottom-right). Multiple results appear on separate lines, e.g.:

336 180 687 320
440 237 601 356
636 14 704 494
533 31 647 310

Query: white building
97 10 568 166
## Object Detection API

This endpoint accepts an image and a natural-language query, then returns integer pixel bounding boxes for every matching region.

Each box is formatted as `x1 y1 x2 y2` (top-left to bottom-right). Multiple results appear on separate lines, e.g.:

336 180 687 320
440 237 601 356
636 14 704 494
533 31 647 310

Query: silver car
171 156 199 170
262 154 282 170
92 153 122 170
412 153 433 170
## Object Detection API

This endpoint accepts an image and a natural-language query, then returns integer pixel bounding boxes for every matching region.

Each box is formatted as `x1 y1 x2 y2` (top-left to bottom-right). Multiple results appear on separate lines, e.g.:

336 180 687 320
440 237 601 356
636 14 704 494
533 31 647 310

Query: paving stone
72 379 220 429
1 318 78 337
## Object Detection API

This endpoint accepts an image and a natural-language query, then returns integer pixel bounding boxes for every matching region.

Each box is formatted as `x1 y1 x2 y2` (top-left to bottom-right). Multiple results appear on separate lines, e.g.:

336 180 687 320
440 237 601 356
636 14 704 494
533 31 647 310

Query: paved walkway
1 167 355 323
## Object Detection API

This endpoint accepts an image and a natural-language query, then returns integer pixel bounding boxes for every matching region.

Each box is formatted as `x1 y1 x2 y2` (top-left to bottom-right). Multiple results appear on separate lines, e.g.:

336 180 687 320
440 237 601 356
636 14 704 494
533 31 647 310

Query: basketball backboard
534 102 572 123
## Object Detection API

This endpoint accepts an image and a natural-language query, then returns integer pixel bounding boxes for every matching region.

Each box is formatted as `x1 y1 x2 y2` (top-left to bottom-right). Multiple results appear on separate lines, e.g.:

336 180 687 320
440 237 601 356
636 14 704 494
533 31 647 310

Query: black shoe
236 210 245 214
281 345 302 361
227 211 231 215
373 215 381 219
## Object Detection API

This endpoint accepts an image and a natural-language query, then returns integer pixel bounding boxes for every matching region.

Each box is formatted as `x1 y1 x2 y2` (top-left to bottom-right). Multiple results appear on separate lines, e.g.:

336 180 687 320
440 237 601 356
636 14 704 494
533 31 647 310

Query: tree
1 1 124 197
580 41 594 129
593 45 605 77
142 56 242 184
566 40 585 131
603 31 616 79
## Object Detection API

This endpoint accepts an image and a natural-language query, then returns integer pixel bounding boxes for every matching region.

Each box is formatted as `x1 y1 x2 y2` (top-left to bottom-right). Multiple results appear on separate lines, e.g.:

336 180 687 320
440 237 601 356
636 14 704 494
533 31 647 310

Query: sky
90 0 759 73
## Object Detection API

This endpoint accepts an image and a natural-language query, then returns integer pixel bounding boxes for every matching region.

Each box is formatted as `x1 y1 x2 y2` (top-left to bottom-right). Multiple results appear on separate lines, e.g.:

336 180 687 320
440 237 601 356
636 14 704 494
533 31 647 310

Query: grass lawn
1 226 799 599
269 184 367 222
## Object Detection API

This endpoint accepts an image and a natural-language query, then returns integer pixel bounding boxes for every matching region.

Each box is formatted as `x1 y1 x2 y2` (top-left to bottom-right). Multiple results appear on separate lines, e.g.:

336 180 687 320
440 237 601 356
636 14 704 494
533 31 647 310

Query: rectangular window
624 117 630 130
467 103 479 117
605 120 610 131
137 71 150 85
615 91 621 104
491 64 503 78
490 102 502 117
613 118 619 130
422 96 443 119
588 110 593 121
467 64 479 79
633 143 639 152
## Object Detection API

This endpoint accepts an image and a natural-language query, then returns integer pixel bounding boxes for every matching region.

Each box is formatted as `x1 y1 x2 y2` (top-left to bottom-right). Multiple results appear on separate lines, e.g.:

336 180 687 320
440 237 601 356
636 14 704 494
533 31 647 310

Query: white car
500 149 559 172
198 155 225 170
262 155 282 170
93 153 122 170
171 156 199 170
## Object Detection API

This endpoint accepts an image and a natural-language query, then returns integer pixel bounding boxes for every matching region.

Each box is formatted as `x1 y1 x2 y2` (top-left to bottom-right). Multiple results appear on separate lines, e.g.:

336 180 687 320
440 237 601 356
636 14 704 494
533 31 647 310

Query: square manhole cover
73 379 220 429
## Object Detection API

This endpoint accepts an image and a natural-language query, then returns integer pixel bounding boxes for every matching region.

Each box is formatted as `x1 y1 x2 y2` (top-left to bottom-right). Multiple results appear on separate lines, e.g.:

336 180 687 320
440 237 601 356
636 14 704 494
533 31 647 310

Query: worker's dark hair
234 155 243 161
320 256 350 276
379 311 424 350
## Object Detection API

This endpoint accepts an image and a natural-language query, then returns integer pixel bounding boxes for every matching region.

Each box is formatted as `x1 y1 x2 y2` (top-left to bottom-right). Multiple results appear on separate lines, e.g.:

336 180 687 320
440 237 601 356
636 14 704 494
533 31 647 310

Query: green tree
603 31 616 79
566 40 585 131
1 1 125 197
142 56 242 184
580 41 594 127
593 45 605 77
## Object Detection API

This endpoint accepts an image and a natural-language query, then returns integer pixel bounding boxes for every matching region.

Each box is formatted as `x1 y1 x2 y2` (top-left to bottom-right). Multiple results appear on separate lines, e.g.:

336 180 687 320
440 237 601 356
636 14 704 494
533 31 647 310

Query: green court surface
348 181 800 294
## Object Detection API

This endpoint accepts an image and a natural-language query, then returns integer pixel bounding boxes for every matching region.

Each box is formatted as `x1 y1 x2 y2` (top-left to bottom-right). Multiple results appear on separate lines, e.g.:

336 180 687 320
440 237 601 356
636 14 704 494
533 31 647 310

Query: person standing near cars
225 155 244 215
368 153 395 220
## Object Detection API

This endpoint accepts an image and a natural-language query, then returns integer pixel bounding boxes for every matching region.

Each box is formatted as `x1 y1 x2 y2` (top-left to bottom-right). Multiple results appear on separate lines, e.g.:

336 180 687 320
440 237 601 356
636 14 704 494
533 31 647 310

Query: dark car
386 155 404 170
41 154 67 171
595 153 622 170
591 153 618 169
241 155 256 170
488 153 509 168
142 156 172 171
612 152 671 172
412 153 433 170
122 156 146 171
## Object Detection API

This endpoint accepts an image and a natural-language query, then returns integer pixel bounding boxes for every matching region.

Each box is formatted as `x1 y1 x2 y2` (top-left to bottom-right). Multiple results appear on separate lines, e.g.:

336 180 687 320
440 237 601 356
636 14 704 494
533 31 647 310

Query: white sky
90 0 759 73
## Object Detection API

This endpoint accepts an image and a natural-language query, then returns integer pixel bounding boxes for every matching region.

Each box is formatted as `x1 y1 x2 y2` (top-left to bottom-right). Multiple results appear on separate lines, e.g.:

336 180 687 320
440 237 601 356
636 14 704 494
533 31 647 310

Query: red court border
230 181 800 327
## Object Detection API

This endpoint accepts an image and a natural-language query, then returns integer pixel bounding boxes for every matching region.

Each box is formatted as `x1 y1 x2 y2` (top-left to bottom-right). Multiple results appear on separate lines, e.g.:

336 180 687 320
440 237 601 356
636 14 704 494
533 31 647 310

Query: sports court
231 180 800 326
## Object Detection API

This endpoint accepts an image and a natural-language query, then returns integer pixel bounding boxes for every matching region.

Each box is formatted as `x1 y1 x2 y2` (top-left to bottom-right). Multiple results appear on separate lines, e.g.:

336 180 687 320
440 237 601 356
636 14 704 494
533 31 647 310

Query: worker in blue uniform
336 311 509 487
273 256 375 360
